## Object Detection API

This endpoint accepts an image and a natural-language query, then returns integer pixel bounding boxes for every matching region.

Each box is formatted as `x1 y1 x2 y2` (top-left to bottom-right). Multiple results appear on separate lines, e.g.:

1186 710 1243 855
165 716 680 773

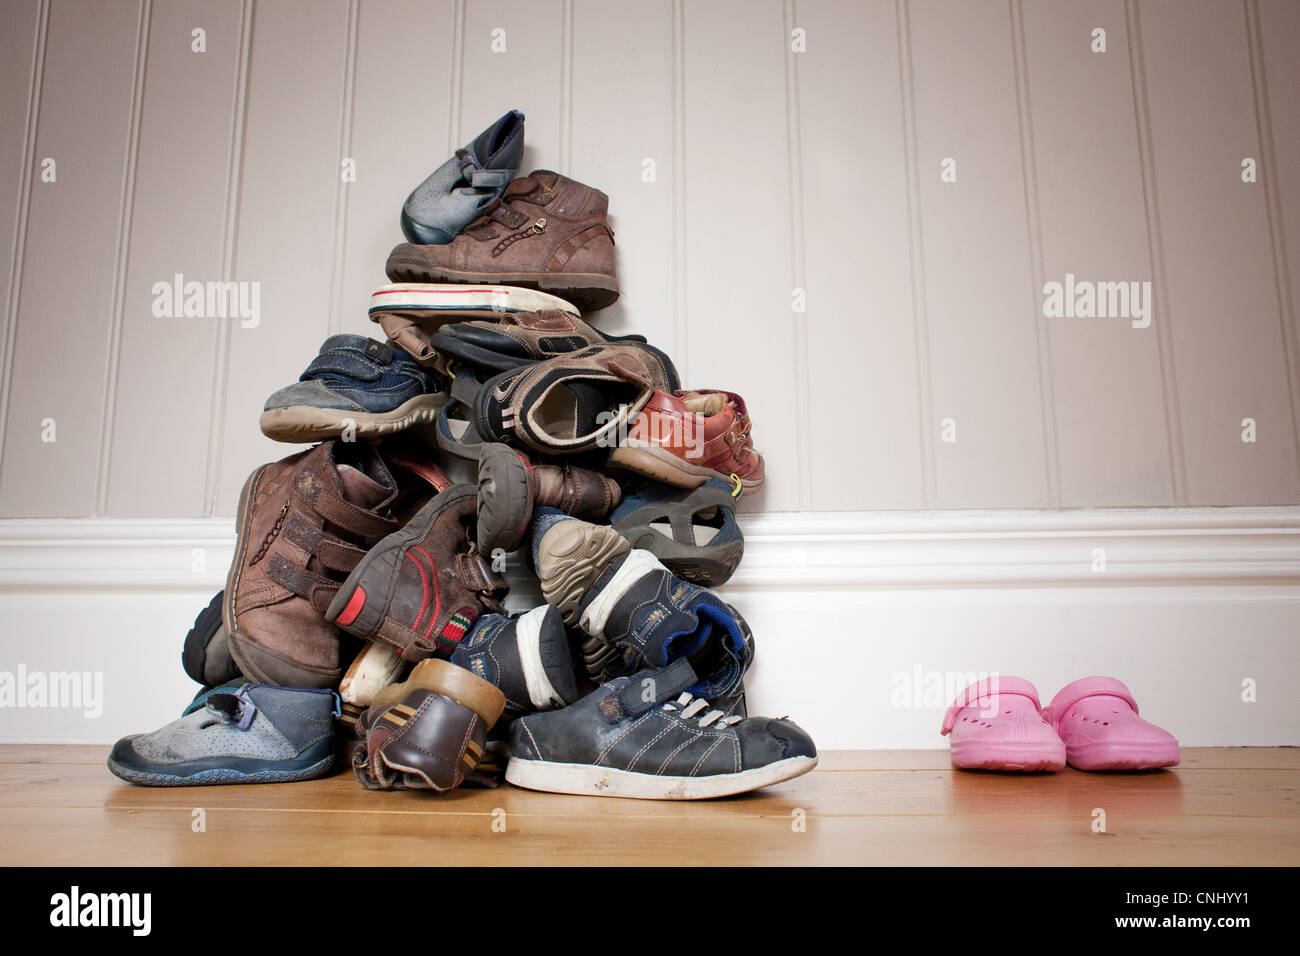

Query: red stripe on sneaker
335 587 367 626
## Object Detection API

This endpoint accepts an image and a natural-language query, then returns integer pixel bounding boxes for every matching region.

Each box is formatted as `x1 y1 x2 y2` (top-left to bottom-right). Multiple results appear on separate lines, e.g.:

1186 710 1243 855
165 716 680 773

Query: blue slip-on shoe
260 335 447 443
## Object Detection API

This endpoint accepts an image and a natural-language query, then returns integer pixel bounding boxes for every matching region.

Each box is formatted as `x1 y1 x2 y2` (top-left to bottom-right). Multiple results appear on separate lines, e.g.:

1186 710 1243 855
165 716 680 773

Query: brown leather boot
476 442 622 553
325 484 509 661
224 440 402 689
385 170 619 312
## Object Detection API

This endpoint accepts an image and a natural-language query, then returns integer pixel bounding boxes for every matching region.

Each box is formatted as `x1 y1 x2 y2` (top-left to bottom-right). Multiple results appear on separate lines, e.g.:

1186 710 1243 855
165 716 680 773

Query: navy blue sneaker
610 478 745 586
532 514 753 698
506 658 816 800
260 335 447 443
450 605 580 723
108 684 339 787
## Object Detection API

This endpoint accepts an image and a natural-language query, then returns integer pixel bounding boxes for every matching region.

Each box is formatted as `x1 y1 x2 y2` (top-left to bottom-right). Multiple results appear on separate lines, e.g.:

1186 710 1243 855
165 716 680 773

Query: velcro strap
300 481 396 539
266 552 341 608
455 552 507 595
301 350 385 383
316 538 368 573
616 659 699 717
468 168 512 188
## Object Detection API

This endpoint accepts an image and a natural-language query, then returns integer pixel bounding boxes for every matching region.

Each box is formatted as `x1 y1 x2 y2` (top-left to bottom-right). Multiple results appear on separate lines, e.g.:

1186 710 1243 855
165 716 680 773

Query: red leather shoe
609 389 764 494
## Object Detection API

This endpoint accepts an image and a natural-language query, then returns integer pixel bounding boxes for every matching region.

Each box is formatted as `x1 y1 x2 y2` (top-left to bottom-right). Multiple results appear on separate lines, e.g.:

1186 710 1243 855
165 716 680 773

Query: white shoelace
663 692 743 728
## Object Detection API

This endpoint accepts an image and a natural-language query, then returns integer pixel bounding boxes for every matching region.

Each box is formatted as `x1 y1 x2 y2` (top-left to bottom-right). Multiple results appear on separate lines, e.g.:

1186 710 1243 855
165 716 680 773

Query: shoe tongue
337 463 390 508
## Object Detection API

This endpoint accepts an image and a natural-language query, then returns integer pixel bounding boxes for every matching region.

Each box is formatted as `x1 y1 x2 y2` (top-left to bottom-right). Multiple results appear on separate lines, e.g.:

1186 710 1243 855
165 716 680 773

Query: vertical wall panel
459 1 563 175
568 0 675 349
682 0 799 513
1138 0 1300 504
1257 0 1300 474
213 0 350 514
334 0 456 340
908 0 1050 508
0 0 142 516
1020 0 1174 505
105 0 243 516
0 0 42 414
797 0 925 510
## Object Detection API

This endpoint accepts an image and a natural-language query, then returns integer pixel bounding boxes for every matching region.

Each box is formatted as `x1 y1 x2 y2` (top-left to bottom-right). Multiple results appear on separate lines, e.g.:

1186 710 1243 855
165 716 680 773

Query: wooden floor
1 746 1296 866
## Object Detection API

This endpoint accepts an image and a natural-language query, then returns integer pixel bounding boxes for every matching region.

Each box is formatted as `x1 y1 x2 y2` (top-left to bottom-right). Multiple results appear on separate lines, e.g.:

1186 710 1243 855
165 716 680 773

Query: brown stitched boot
224 440 402 689
385 170 620 312
476 442 622 553
325 484 509 662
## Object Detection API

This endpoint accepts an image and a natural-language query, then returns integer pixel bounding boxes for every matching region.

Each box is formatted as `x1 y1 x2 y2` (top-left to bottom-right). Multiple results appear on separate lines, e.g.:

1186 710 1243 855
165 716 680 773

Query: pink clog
1043 677 1180 771
941 676 1066 772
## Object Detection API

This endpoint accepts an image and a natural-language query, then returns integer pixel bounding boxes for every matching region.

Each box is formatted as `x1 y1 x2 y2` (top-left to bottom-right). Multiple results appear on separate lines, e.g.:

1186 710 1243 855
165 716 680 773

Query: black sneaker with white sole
505 658 816 800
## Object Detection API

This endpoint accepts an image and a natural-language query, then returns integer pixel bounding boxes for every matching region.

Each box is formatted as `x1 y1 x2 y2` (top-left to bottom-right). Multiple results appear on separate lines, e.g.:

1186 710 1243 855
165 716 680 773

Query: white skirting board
0 508 1297 749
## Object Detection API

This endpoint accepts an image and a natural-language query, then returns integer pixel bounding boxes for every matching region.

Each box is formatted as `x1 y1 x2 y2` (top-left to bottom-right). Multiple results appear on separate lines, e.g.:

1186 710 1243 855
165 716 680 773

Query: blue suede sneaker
260 335 447 443
108 684 339 787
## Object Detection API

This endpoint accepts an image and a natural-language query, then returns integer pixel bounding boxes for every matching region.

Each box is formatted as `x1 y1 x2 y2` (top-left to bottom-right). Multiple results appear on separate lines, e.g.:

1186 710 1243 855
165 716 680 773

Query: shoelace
662 692 743 728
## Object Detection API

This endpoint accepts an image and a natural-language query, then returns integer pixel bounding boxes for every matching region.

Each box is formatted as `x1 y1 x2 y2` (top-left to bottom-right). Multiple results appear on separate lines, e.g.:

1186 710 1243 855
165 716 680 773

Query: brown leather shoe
385 170 620 312
224 440 403 689
431 308 656 374
325 484 509 661
609 389 765 494
476 442 622 553
353 659 506 791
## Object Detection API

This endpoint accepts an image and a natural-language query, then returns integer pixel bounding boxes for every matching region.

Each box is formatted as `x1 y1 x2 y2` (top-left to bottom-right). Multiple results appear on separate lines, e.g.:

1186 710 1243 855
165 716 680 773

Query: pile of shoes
107 111 816 800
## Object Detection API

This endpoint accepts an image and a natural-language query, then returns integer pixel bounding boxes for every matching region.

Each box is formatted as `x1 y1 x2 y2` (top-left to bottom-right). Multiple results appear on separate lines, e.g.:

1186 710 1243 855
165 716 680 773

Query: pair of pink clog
940 676 1180 772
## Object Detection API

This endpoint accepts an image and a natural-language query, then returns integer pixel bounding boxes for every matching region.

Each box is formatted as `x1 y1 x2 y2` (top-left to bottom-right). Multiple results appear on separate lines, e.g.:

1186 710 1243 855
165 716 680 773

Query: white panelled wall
0 0 1298 747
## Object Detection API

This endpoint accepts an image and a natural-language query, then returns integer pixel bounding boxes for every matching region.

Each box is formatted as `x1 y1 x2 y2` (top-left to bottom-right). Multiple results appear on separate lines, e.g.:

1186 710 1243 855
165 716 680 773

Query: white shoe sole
505 754 818 800
369 282 579 316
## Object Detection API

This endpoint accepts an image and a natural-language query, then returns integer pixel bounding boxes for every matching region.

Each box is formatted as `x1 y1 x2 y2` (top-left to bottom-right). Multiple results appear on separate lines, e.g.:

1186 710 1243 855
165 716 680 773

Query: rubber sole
505 754 818 800
476 443 534 553
608 444 763 495
107 748 334 788
616 523 744 587
369 282 579 318
1067 742 1181 772
535 520 630 625
950 740 1067 773
259 392 447 444
339 640 408 707
369 658 506 726
385 246 620 313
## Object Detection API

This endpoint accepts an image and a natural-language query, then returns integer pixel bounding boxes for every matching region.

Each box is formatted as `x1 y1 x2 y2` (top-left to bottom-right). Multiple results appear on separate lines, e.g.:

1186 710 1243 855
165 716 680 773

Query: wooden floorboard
0 746 1295 865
